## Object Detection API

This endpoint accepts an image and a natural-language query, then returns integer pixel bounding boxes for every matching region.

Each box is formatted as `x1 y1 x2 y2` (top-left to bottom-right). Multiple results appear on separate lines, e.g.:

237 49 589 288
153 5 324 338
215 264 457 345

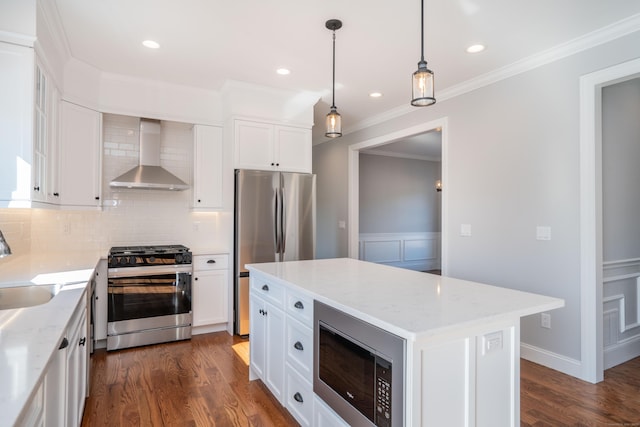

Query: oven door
107 265 192 330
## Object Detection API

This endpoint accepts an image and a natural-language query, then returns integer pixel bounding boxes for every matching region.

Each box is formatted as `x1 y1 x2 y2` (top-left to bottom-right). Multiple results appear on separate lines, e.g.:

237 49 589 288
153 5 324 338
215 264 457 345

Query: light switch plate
460 224 472 237
536 226 551 241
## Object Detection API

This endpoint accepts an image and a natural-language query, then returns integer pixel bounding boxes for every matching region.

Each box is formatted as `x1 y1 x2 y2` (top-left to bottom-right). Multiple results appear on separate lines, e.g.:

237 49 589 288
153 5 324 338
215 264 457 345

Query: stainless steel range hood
110 118 189 191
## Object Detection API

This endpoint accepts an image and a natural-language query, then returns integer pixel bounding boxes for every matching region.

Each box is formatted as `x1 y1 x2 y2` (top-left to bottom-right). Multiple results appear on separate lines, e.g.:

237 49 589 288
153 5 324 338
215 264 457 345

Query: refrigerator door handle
274 187 281 255
280 185 286 255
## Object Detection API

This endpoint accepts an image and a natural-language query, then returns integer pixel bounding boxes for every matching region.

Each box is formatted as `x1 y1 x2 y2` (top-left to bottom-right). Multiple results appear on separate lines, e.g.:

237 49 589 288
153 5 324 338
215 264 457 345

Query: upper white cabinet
192 125 224 210
59 101 102 208
234 119 311 173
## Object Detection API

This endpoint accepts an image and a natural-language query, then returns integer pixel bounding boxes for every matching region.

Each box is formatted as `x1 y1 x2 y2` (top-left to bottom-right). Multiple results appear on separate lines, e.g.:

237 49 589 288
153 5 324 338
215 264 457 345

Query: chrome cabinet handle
293 392 303 403
294 301 304 309
294 341 303 351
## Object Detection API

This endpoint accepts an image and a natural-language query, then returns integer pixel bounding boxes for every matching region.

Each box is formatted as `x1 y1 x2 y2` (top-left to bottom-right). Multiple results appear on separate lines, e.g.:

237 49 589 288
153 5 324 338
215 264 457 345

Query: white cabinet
192 125 224 210
65 298 88 427
59 101 102 208
249 273 318 427
93 259 108 343
192 254 229 327
15 290 89 427
234 119 311 173
249 277 286 403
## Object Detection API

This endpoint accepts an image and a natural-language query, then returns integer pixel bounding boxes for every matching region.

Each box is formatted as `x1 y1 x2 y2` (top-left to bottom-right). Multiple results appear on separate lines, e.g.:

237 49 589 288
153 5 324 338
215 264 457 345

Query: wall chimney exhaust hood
110 118 189 191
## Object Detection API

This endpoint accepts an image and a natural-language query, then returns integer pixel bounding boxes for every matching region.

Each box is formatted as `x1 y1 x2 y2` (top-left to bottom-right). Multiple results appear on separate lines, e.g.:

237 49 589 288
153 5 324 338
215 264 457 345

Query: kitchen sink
0 284 64 310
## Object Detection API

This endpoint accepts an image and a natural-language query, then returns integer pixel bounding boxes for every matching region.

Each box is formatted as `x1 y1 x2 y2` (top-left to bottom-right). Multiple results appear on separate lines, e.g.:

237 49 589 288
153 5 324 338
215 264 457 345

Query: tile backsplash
0 113 231 258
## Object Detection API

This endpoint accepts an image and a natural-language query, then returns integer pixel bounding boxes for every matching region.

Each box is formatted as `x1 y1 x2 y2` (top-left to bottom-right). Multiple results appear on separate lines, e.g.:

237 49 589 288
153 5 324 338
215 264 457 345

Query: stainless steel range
107 245 193 351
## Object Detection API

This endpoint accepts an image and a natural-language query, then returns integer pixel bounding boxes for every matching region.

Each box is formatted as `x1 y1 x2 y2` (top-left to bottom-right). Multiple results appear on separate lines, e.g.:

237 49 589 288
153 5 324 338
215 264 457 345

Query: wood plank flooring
81 333 297 426
82 332 640 426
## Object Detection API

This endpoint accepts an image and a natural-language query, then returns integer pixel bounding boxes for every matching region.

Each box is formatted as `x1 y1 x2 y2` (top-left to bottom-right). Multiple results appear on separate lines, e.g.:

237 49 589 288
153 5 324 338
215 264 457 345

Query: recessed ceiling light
369 92 383 98
466 44 485 54
142 40 160 49
276 68 290 75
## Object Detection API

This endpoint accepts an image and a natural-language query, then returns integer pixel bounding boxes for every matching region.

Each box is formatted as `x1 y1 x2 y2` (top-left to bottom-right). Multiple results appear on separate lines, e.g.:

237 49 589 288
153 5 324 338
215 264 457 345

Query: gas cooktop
108 245 192 268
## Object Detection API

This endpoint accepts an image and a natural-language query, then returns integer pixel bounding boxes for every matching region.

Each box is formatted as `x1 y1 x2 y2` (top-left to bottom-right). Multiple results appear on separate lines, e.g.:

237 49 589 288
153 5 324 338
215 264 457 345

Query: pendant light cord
420 0 425 63
331 30 336 109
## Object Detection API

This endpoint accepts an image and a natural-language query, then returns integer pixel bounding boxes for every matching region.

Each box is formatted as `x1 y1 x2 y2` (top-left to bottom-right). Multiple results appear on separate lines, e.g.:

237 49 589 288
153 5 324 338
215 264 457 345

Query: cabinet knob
33 186 40 192
194 277 199 281
294 301 304 310
261 284 269 292
95 196 100 200
79 337 87 346
197 199 201 203
294 341 304 351
53 192 59 197
276 163 280 167
59 337 69 350
293 392 304 403
271 162 275 166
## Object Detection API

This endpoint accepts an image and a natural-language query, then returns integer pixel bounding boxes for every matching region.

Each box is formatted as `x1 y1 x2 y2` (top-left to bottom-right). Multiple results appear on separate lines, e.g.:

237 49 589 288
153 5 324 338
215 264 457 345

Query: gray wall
359 154 441 233
312 31 640 362
602 78 640 261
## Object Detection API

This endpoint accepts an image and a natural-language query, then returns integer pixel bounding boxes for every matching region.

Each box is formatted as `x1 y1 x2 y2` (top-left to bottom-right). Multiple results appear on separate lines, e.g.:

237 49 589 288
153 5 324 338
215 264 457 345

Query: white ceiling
53 0 640 151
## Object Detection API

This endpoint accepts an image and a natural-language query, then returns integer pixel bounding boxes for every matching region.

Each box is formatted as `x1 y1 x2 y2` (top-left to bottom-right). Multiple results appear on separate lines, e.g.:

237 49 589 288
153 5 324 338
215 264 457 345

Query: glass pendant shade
325 107 342 138
411 61 436 106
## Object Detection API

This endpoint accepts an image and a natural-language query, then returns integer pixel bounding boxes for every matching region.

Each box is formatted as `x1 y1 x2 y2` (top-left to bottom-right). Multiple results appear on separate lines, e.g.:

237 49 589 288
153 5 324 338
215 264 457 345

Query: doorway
347 117 449 275
579 58 640 383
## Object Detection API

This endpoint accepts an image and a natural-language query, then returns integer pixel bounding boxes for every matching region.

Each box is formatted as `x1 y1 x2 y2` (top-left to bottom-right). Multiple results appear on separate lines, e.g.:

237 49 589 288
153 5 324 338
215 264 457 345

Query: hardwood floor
81 333 297 426
82 332 640 426
521 357 640 426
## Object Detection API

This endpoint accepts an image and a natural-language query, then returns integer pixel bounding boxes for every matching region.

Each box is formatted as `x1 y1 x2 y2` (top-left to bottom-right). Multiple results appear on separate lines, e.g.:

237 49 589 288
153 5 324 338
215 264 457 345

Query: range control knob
176 254 183 264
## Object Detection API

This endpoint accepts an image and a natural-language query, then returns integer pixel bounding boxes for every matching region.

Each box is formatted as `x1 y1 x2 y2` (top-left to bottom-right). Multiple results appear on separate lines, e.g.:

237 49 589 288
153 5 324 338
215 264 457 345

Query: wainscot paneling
603 257 640 369
359 232 441 271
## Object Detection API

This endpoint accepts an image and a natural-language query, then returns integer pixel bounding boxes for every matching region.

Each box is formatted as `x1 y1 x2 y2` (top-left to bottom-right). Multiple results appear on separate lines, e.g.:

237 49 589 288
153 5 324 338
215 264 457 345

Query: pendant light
411 0 436 107
325 19 343 138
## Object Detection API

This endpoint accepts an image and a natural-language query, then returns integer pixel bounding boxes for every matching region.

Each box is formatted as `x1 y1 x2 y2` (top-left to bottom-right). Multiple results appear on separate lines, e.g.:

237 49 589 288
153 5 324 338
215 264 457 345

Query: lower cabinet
249 292 286 403
249 273 347 427
16 291 89 427
192 254 229 328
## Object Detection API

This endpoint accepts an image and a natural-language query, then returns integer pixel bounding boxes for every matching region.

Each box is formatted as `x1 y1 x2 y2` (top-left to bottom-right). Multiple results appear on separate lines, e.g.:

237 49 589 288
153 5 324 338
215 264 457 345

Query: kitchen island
246 258 564 427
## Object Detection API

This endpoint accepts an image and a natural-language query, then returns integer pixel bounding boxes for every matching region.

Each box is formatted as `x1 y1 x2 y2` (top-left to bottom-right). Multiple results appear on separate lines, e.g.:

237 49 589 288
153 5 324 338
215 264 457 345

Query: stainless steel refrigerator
234 169 316 335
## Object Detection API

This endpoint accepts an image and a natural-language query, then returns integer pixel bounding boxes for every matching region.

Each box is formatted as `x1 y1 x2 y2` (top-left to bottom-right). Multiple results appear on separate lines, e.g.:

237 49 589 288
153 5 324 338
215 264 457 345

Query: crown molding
344 13 640 137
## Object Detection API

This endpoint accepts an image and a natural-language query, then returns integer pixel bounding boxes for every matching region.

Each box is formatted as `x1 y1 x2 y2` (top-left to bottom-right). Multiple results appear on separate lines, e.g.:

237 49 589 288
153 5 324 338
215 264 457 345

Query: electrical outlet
541 312 551 329
482 331 503 355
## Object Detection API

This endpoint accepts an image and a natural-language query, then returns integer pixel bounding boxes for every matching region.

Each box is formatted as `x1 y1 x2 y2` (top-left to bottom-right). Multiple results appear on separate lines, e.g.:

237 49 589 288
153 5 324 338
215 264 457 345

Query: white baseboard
520 342 583 379
604 333 640 369
192 323 228 336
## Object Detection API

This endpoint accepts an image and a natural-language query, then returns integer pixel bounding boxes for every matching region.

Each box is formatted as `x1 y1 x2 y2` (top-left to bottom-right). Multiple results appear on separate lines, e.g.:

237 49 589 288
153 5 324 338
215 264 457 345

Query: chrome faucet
0 229 12 257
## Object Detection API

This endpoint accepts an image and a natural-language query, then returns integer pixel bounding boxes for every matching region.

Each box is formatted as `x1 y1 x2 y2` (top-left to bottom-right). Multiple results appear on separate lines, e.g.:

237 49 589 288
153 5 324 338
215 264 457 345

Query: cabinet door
66 306 88 427
234 120 274 170
265 301 286 403
59 101 102 208
275 126 312 173
193 125 223 209
250 295 266 379
94 259 108 341
32 63 48 202
44 337 67 426
192 270 228 326
0 42 34 205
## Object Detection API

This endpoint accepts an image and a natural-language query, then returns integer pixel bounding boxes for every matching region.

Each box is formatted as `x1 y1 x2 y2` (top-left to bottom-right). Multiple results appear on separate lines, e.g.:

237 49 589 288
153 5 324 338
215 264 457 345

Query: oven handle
107 264 193 278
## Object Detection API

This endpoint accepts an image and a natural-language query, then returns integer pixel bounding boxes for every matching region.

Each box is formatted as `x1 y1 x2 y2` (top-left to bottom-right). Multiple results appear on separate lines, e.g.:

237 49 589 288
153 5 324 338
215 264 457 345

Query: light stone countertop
0 251 104 426
246 258 565 341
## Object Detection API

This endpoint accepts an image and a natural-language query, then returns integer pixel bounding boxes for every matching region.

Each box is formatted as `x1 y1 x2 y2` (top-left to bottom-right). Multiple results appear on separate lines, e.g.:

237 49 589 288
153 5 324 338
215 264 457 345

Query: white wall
359 154 441 233
313 30 640 370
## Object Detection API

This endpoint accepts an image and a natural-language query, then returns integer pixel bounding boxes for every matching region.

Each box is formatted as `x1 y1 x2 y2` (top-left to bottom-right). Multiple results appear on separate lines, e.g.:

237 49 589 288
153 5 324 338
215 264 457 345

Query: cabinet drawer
285 363 313 427
286 288 313 327
251 277 284 307
286 317 313 381
193 254 228 271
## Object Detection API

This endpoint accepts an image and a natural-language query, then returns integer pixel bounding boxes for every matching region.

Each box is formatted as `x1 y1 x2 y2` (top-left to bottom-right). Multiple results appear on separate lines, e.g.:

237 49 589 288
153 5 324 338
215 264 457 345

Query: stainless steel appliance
234 169 316 335
314 301 406 427
107 245 193 351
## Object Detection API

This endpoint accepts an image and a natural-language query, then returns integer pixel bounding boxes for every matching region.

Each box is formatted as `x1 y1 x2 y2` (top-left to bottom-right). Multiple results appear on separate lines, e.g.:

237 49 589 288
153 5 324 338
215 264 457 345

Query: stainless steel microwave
314 301 406 427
